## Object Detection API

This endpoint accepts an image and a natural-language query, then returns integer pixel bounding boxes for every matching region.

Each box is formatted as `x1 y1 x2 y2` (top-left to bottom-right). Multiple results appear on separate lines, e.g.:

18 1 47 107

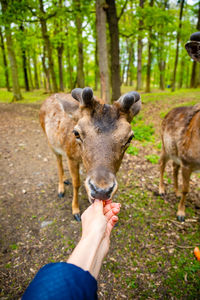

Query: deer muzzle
85 168 118 203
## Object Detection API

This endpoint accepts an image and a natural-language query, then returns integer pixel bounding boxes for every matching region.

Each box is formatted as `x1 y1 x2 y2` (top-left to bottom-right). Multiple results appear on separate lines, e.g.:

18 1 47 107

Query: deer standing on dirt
39 87 141 221
159 104 200 222
159 32 200 222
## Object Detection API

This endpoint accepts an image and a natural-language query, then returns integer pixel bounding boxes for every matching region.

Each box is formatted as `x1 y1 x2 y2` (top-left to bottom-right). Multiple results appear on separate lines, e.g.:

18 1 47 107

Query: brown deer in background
39 87 141 221
159 106 200 222
159 32 200 222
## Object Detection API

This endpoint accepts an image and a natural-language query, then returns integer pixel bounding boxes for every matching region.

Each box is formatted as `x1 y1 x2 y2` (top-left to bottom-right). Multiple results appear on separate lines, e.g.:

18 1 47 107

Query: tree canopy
0 0 199 101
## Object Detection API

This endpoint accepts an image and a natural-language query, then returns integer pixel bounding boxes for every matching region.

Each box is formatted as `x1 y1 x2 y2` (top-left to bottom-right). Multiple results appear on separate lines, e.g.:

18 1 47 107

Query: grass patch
126 145 139 156
145 154 160 164
9 243 18 250
132 122 155 142
0 88 50 103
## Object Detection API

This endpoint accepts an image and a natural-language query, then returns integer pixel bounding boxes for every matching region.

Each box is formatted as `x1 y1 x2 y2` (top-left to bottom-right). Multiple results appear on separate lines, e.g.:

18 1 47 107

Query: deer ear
81 87 94 107
71 87 94 107
116 91 141 121
71 88 83 102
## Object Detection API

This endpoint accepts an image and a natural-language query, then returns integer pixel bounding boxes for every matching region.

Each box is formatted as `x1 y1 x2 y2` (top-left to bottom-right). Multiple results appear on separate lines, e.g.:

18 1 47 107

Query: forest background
1 1 200 298
0 0 200 103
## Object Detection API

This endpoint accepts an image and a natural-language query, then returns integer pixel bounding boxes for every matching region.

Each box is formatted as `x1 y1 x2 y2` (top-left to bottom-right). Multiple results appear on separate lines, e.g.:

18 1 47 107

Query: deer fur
39 87 141 221
159 104 200 221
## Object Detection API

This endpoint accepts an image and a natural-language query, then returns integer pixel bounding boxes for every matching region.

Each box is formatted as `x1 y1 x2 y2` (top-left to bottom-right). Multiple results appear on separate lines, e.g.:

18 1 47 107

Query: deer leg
67 158 81 222
177 166 191 222
172 162 181 197
55 154 65 198
159 152 169 195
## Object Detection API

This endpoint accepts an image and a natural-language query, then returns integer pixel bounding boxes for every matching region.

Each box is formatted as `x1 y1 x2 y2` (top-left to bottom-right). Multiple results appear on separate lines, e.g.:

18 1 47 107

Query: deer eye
73 130 81 141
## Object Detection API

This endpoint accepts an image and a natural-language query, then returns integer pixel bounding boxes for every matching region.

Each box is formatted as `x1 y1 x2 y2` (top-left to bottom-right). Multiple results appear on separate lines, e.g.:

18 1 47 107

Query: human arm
67 200 120 279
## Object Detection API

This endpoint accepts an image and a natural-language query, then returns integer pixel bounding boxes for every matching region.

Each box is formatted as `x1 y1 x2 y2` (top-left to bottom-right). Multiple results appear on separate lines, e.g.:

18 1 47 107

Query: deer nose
89 180 115 200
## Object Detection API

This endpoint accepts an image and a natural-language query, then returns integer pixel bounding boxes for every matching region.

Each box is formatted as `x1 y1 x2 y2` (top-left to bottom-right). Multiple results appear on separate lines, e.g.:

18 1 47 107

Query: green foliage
126 145 139 156
165 258 200 298
0 89 49 103
0 0 198 97
132 123 155 142
145 154 160 164
9 243 18 250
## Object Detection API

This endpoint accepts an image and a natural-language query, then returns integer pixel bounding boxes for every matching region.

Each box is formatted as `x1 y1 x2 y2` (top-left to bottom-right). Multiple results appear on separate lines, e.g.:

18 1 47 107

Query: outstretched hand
81 200 121 261
68 200 121 279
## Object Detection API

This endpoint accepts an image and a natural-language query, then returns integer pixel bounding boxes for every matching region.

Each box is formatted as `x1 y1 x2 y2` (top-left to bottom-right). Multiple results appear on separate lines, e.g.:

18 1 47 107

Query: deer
159 105 200 222
159 32 200 222
39 87 141 221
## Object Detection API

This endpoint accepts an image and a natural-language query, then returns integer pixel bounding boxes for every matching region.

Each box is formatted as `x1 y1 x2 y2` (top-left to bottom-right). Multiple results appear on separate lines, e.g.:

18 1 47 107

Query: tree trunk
145 0 154 93
42 45 52 93
27 54 34 90
0 27 10 91
58 44 64 91
33 50 40 89
190 61 197 88
145 41 152 92
94 28 99 91
73 0 85 88
159 61 165 90
157 1 168 90
171 0 185 92
190 1 200 88
179 54 184 88
106 0 121 101
96 0 110 103
137 0 145 90
1 0 22 100
39 0 58 92
125 39 134 86
19 24 29 91
56 0 64 91
65 28 74 90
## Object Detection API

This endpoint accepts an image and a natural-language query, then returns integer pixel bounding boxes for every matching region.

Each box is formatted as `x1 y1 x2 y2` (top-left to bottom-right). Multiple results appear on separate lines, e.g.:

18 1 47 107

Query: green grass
145 154 160 164
0 88 50 103
140 88 200 104
132 122 155 142
126 145 139 156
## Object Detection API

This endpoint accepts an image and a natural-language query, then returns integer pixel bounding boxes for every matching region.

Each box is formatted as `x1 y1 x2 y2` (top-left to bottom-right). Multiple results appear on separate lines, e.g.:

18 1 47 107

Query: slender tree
137 0 145 90
171 0 185 92
33 49 40 89
42 45 52 93
145 0 154 93
106 0 121 101
19 24 30 91
190 1 200 88
96 0 110 103
38 0 58 92
0 0 22 100
0 27 10 91
73 0 85 88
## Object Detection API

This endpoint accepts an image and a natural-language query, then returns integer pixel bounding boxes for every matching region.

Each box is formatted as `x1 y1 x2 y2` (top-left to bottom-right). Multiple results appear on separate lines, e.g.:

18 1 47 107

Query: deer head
60 87 141 203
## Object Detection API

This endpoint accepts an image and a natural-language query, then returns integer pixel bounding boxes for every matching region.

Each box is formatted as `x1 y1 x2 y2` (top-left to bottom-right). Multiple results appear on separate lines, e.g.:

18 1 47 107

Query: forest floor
0 88 200 299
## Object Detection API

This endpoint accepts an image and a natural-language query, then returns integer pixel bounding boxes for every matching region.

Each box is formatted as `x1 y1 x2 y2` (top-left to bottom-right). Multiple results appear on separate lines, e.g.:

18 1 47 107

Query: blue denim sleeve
22 262 98 300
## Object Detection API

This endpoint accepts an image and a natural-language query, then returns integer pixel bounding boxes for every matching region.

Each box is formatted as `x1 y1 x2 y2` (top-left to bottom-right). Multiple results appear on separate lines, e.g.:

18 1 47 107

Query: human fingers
106 215 118 237
104 206 120 222
103 202 121 214
93 199 104 214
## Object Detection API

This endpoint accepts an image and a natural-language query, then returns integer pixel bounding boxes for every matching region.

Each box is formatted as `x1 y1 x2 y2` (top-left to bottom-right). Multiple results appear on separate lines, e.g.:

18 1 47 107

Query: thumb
93 199 103 213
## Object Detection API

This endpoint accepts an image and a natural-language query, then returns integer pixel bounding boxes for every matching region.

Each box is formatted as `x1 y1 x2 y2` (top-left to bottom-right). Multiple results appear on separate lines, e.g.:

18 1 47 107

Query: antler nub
82 87 93 107
71 88 83 102
119 91 140 111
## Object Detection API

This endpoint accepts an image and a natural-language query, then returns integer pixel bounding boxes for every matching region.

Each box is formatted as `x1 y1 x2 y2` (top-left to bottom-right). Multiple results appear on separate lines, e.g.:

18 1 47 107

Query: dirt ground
0 98 200 299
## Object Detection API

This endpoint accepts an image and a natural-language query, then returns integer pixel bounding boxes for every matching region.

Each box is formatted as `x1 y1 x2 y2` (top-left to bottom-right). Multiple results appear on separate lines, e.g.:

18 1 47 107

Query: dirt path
0 101 200 299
